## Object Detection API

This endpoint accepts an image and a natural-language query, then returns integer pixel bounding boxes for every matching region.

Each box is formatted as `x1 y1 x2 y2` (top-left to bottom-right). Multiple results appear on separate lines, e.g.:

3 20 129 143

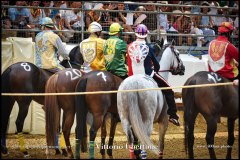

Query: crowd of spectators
1 1 239 47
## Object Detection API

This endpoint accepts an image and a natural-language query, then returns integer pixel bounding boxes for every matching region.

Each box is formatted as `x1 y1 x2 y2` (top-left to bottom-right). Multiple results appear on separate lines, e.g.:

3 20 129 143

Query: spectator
65 2 84 43
41 1 52 18
99 3 113 33
27 1 43 40
8 1 30 28
85 4 102 30
1 1 9 17
199 1 215 46
158 1 169 31
133 6 146 27
111 2 134 43
8 1 30 37
2 16 17 40
53 13 73 42
142 1 158 42
49 1 65 19
190 1 201 14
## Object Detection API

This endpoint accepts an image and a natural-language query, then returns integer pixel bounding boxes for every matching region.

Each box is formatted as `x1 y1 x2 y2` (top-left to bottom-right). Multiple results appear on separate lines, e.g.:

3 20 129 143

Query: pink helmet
135 24 149 38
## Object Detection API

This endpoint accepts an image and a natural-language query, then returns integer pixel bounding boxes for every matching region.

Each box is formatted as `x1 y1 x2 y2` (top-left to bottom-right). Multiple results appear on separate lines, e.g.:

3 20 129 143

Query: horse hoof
101 154 106 159
1 147 8 155
55 149 61 155
108 156 113 159
23 153 30 158
62 149 68 157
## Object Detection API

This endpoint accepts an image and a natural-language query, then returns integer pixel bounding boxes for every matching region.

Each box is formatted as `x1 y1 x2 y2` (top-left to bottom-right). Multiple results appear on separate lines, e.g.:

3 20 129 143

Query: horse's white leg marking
97 72 107 82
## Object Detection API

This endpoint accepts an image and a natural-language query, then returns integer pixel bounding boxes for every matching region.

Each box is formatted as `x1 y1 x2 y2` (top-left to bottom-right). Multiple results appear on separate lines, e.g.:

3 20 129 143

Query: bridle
158 44 185 75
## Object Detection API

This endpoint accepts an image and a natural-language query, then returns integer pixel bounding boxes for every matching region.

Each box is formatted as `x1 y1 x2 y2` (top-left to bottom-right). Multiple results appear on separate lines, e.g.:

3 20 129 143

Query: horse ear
156 38 164 49
171 39 176 46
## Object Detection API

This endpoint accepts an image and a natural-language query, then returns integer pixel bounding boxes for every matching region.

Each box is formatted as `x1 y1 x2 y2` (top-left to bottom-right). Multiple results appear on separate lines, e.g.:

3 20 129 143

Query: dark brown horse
1 45 83 157
44 68 85 158
74 70 123 159
182 71 238 159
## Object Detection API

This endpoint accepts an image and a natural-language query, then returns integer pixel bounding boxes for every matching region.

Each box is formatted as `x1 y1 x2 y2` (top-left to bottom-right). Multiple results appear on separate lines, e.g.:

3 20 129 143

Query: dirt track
2 111 239 159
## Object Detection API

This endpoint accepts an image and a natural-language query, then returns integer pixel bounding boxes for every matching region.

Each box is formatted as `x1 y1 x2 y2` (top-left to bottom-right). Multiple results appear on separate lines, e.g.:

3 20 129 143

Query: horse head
60 45 84 69
158 38 185 80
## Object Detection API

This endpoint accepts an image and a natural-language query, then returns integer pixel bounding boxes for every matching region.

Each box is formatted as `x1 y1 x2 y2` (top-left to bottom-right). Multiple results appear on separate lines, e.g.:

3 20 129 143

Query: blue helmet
39 17 54 28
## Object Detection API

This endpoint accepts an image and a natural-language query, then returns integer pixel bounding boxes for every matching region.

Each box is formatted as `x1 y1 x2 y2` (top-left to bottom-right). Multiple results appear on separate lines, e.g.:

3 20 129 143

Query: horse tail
183 78 196 155
45 74 60 147
128 92 159 156
1 67 15 136
75 78 88 142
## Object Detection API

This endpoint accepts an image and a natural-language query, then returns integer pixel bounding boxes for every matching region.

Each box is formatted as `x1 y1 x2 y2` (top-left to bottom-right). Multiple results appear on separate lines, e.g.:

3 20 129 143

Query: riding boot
163 90 180 126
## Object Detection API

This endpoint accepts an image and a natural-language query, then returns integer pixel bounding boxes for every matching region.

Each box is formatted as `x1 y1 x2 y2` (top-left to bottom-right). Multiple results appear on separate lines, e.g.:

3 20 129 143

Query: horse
182 71 238 159
1 45 84 157
44 68 85 158
116 41 185 159
74 70 123 159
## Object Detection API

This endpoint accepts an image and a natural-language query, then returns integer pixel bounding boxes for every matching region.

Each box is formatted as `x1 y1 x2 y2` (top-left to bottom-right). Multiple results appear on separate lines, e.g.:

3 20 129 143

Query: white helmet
88 22 102 33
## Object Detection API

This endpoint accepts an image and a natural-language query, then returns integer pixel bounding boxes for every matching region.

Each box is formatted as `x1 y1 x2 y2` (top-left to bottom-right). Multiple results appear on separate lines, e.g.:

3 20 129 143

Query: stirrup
169 118 180 126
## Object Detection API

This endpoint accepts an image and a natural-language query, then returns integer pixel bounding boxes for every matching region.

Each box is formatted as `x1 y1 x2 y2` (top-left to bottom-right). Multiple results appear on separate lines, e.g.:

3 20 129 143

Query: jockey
103 22 128 79
127 24 180 126
35 17 69 72
79 21 106 72
208 22 239 81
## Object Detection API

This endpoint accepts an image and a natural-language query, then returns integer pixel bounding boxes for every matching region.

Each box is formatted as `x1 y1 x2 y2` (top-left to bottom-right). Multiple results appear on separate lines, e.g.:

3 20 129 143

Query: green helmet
109 23 123 35
39 17 54 28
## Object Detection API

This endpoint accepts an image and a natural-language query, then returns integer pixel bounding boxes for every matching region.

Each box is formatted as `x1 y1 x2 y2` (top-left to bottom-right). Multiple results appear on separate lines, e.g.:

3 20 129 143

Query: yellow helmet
109 23 123 35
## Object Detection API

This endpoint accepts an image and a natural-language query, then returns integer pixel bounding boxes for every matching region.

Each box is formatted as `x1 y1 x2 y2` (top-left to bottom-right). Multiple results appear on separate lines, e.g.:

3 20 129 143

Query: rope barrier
1 82 234 96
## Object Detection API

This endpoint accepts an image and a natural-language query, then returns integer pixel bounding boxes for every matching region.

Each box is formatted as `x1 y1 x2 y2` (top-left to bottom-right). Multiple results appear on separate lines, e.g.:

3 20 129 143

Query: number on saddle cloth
128 42 149 75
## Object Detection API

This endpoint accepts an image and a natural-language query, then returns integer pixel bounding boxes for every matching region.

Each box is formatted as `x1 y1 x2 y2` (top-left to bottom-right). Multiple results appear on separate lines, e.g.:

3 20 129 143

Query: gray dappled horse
117 40 184 159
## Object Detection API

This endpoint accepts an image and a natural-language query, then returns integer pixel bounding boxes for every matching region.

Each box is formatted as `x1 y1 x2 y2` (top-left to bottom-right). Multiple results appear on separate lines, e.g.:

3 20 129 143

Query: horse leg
89 113 103 159
58 112 68 157
62 111 75 158
157 104 169 159
15 100 31 157
226 118 236 159
205 116 218 159
185 110 198 159
132 132 141 159
107 113 119 159
100 113 108 159
121 118 135 159
1 97 15 155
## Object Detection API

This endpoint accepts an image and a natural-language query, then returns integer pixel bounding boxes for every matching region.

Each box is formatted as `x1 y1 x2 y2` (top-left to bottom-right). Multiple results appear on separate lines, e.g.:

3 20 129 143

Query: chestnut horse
74 70 123 159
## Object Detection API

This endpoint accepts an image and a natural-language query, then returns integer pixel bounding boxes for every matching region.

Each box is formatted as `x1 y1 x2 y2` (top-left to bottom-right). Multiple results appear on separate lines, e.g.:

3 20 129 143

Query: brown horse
182 71 238 159
1 45 83 157
74 70 123 159
44 68 85 158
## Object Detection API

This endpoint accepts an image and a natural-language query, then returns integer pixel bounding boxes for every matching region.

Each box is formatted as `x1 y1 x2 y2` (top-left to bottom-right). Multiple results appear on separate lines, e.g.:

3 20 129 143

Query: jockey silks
80 34 106 71
127 39 160 77
35 30 68 70
208 36 239 79
103 35 128 77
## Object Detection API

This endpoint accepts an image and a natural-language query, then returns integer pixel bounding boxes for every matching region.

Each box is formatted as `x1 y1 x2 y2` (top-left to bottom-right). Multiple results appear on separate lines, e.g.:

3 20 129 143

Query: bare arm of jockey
55 37 69 60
